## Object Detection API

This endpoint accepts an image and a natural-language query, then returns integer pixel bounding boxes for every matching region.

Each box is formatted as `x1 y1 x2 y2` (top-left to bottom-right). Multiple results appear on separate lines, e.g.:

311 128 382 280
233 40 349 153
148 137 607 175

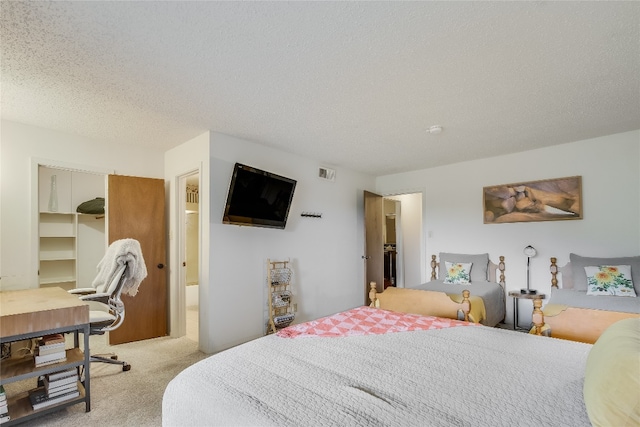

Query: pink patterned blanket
277 305 476 338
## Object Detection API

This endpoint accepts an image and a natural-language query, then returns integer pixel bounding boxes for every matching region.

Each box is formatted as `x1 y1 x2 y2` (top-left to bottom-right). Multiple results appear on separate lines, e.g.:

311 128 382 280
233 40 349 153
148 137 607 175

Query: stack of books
0 385 9 424
34 334 66 367
29 369 79 410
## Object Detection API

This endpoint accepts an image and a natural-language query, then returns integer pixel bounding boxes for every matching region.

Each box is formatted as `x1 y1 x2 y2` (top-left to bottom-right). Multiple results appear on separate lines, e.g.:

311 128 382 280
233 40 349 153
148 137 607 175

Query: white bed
533 254 640 343
405 253 506 326
163 307 600 427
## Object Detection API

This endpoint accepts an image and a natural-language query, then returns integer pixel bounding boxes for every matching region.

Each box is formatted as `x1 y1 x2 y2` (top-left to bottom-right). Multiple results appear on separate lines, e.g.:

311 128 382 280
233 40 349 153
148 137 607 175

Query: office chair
69 238 147 371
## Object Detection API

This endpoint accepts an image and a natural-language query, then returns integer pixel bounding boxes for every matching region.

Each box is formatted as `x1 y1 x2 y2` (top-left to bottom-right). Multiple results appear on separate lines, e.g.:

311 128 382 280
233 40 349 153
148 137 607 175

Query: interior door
108 174 167 344
364 191 384 304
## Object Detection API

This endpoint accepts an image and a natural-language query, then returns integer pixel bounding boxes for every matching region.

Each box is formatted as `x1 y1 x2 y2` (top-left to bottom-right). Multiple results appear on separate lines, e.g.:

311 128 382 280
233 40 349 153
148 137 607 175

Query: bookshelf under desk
0 287 91 425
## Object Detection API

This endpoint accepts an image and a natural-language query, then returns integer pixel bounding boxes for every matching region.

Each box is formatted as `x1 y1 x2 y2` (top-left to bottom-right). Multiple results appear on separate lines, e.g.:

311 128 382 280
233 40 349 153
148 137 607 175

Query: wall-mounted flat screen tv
222 163 297 229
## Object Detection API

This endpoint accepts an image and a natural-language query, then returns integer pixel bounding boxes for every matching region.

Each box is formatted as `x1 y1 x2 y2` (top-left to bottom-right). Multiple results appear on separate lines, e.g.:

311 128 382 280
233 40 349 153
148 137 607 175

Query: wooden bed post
550 257 559 288
498 256 506 288
430 255 437 280
369 282 379 308
461 290 471 322
532 298 544 335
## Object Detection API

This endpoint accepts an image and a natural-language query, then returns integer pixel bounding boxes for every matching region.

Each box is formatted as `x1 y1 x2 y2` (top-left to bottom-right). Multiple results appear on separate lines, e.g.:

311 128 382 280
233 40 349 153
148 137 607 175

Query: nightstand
508 291 546 331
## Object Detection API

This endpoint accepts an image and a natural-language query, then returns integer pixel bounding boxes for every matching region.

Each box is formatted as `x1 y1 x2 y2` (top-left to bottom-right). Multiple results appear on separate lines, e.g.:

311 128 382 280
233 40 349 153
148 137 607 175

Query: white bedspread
163 317 591 427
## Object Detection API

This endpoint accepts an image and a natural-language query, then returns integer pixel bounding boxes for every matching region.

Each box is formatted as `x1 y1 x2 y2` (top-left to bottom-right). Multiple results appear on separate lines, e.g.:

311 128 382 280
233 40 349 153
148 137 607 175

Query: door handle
157 263 165 269
362 256 371 260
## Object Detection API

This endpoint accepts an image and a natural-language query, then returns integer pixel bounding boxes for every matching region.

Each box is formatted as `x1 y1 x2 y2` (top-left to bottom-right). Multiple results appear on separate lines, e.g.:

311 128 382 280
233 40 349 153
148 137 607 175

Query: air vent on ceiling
318 167 336 182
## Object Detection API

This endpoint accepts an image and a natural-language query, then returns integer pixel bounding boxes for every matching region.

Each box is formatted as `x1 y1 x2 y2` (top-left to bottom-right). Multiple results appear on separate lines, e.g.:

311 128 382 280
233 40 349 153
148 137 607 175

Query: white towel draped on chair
92 238 147 296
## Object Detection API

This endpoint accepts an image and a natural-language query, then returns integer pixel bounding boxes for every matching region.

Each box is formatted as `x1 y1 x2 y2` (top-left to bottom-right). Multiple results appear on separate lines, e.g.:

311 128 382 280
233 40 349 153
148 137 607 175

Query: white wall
164 132 210 346
397 193 424 286
385 193 424 287
0 120 165 290
205 132 375 352
376 130 640 325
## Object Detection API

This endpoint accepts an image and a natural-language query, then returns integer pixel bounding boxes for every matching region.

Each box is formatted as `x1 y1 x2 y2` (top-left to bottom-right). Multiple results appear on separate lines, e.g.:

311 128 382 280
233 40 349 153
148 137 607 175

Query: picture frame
483 176 582 224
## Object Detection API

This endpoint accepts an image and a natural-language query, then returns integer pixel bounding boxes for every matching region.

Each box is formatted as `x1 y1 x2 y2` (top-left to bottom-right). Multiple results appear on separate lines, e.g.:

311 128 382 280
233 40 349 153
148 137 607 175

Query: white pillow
585 265 637 297
439 253 489 281
443 262 472 284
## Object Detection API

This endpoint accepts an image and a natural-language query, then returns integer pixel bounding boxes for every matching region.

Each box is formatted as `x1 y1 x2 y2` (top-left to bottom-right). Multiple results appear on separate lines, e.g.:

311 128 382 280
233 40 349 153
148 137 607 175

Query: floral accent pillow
585 265 637 297
443 262 472 284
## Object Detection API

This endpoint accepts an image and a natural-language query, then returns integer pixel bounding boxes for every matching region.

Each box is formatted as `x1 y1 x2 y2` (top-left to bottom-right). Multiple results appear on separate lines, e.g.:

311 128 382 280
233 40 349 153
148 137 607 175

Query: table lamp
521 245 537 294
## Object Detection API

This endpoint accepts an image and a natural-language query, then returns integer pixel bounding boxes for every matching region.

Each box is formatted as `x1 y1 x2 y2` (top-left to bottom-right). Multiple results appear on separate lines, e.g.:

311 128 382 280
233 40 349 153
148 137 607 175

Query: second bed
371 252 506 326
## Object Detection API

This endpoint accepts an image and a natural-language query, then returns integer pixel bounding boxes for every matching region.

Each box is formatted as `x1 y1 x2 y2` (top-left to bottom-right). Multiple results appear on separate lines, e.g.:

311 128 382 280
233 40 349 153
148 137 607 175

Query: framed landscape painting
483 176 582 224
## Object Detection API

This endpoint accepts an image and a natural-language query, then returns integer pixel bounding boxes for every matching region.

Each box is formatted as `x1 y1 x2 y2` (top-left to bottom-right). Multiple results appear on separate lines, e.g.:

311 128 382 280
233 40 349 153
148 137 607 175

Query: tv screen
223 163 297 229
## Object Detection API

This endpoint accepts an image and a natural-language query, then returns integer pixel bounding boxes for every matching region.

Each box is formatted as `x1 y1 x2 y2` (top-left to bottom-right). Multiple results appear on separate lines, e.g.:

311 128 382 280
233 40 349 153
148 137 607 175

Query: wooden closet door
108 175 167 344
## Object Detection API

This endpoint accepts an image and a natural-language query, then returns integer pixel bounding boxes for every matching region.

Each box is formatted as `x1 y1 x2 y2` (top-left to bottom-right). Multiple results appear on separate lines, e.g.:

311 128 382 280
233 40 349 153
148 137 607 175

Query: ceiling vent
318 167 336 182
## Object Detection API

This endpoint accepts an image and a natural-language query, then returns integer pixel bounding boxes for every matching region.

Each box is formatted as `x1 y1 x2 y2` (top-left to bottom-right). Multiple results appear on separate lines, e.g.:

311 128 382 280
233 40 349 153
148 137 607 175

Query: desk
508 291 546 331
0 287 91 425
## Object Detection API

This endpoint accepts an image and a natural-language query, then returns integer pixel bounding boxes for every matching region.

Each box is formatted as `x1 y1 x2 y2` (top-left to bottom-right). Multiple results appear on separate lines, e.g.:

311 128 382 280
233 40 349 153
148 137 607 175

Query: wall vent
318 167 336 182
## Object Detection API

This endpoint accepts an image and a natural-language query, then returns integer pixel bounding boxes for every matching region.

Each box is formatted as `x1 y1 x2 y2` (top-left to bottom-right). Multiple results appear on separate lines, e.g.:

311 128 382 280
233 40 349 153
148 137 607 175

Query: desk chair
69 238 147 372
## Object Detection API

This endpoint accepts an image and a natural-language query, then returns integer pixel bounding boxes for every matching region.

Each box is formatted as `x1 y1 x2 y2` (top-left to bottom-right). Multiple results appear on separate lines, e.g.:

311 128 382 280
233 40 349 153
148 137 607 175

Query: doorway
383 198 399 289
384 192 423 288
364 191 423 302
181 172 200 342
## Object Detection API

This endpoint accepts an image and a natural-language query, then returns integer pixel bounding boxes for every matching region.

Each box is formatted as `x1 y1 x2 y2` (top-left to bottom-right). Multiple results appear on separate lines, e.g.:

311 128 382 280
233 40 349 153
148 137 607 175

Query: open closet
37 166 106 290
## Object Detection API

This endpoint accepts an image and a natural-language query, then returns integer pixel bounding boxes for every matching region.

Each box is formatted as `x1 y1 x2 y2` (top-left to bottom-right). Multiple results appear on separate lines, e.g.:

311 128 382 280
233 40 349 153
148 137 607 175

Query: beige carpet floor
6 306 206 427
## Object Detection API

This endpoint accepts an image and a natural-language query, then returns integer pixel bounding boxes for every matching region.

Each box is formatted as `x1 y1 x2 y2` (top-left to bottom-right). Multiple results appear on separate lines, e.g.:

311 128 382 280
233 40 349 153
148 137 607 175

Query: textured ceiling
1 1 639 175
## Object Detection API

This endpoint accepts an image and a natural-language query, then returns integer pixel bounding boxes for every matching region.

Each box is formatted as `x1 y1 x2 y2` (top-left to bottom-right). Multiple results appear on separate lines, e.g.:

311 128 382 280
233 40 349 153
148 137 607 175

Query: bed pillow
584 318 640 427
570 254 640 294
443 262 472 284
585 265 637 297
439 253 489 282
